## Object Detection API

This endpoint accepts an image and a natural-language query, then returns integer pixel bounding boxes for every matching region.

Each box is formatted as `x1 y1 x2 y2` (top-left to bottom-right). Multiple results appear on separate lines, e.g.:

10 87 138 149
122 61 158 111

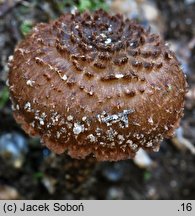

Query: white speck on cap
148 117 154 125
24 102 31 111
8 55 13 62
26 80 35 87
73 123 84 135
105 38 112 45
82 116 87 121
87 134 96 143
100 33 106 38
61 74 67 81
115 74 124 79
67 115 73 121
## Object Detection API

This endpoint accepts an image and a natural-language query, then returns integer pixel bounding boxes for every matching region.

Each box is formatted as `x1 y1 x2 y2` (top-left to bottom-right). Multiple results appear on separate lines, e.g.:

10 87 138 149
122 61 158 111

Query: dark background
0 0 195 199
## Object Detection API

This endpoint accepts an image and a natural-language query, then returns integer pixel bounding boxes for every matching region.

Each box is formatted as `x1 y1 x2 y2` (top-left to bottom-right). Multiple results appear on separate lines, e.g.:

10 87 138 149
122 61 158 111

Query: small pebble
0 185 20 200
106 187 124 199
42 176 57 194
133 149 153 168
0 132 28 168
42 148 51 158
102 163 124 182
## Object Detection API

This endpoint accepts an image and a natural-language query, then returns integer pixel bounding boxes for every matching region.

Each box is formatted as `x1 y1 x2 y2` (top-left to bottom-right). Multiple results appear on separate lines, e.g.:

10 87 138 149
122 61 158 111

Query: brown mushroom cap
8 9 186 161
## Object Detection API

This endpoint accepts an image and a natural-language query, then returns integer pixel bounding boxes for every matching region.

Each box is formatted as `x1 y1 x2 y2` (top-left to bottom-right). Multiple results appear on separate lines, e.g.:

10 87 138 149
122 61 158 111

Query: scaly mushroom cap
8 9 186 161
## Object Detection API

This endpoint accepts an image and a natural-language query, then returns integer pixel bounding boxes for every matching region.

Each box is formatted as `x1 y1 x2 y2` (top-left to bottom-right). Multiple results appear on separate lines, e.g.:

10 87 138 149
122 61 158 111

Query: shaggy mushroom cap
8 9 186 161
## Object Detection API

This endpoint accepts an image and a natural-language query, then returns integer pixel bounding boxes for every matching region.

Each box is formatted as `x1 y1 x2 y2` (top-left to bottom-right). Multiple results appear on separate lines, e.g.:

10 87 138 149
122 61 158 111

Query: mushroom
8 9 187 161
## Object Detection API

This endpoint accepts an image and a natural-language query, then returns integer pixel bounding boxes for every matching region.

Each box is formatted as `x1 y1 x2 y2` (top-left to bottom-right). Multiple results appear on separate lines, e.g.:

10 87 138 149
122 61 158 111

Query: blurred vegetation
143 170 152 181
78 0 108 12
33 171 44 180
52 0 108 12
20 20 34 36
0 87 9 110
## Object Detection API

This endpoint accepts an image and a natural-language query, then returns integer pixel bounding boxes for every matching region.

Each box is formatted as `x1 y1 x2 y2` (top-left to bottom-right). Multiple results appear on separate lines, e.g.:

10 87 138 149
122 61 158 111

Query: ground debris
0 184 21 200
